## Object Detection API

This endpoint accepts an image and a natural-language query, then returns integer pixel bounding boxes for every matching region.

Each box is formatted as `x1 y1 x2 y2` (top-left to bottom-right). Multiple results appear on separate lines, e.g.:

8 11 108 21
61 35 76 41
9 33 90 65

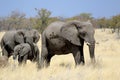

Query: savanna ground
0 29 120 80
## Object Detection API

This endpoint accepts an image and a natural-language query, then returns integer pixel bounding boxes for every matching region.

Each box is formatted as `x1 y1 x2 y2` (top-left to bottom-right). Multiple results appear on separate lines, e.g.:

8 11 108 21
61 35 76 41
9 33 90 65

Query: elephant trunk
25 37 35 58
13 53 17 60
88 41 95 63
27 42 35 60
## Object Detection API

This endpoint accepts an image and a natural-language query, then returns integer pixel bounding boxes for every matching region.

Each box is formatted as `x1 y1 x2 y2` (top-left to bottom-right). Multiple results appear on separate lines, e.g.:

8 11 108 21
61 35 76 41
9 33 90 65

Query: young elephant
13 43 39 65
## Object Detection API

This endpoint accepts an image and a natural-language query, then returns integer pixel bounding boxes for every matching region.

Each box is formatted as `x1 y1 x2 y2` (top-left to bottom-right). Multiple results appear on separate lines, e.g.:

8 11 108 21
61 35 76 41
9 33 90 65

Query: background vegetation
0 8 120 35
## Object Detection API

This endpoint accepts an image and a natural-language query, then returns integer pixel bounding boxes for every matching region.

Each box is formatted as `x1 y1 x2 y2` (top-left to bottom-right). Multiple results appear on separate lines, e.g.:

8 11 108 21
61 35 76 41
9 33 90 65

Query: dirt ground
0 29 120 80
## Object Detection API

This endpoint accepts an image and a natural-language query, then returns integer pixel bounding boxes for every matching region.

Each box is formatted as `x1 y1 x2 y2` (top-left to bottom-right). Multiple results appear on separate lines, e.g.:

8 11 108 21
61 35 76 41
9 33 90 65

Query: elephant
39 20 95 68
25 29 40 44
13 43 39 65
24 29 40 57
1 29 40 59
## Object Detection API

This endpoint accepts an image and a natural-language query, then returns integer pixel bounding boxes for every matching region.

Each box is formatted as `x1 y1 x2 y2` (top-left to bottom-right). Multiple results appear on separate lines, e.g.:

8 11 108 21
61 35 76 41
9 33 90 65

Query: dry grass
0 29 120 80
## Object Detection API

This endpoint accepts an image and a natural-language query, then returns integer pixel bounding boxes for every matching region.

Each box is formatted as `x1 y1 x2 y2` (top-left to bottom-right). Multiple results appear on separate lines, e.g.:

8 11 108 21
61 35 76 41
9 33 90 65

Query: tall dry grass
0 29 120 80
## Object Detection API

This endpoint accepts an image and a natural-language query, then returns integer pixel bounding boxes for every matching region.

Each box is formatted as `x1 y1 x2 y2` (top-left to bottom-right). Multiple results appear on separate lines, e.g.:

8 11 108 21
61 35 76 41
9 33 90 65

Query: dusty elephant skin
0 56 8 67
0 29 40 59
39 20 95 68
13 43 39 65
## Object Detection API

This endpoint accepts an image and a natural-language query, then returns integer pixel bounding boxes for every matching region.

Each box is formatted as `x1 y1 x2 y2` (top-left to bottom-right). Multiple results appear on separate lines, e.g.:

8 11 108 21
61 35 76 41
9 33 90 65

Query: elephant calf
13 43 39 65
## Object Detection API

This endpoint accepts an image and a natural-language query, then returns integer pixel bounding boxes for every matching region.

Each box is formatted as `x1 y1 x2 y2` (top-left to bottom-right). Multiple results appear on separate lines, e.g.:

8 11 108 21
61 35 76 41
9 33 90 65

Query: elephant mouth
13 55 17 60
85 41 95 46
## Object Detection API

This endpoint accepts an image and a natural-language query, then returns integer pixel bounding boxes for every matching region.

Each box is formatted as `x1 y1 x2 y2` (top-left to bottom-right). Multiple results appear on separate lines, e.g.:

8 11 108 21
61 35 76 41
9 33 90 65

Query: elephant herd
0 29 40 65
0 20 96 69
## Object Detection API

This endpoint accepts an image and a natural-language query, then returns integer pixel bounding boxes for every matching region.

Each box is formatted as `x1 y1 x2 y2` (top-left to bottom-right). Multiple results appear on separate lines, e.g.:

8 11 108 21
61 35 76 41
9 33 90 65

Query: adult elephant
1 29 40 59
13 43 39 65
24 29 40 57
39 20 95 68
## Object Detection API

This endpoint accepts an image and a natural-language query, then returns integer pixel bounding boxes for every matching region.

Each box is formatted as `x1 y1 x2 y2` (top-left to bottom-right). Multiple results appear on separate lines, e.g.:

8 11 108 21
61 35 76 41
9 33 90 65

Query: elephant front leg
72 48 83 66
45 54 54 67
79 46 85 65
2 48 9 58
18 56 23 66
39 54 52 68
22 55 28 65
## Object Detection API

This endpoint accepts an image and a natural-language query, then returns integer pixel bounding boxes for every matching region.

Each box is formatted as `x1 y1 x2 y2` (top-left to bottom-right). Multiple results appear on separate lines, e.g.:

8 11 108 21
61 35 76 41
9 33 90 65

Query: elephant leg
32 49 39 62
45 54 54 67
72 47 82 66
22 55 28 65
3 45 13 58
79 39 85 64
18 56 23 66
79 46 85 65
35 49 39 62
2 47 9 58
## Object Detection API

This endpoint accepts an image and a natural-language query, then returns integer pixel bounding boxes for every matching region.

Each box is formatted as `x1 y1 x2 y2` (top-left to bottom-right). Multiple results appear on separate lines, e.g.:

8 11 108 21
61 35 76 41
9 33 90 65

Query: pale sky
0 0 120 18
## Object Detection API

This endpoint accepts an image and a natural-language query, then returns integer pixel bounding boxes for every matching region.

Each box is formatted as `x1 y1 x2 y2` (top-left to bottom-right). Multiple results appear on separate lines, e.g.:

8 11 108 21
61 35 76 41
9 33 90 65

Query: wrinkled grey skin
39 20 95 68
1 29 40 59
13 43 39 65
25 29 40 44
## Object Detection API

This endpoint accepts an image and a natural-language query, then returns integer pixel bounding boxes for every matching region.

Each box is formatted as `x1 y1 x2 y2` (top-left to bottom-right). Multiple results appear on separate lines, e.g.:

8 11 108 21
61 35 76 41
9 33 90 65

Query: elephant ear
32 29 40 43
61 22 81 46
14 31 24 44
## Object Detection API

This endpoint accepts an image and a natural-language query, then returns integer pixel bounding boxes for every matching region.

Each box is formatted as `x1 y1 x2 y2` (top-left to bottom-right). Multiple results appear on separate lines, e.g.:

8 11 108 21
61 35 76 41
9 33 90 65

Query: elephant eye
24 37 26 42
33 37 36 42
77 26 82 29
80 31 86 37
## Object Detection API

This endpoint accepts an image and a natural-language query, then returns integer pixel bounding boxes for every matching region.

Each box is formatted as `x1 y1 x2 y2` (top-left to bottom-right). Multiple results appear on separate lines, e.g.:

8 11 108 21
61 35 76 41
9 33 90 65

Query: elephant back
44 21 65 39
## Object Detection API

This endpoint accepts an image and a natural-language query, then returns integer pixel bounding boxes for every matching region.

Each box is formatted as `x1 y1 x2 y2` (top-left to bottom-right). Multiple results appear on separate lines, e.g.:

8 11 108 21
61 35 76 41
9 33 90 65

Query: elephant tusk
85 41 95 46
85 41 91 46
86 42 91 46
95 42 99 44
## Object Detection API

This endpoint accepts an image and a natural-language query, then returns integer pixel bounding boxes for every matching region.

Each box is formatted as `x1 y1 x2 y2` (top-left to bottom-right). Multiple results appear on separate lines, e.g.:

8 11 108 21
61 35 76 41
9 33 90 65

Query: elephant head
13 44 22 60
61 20 95 63
24 29 40 57
24 29 40 46
25 29 40 43
13 44 30 60
31 29 40 43
14 29 40 45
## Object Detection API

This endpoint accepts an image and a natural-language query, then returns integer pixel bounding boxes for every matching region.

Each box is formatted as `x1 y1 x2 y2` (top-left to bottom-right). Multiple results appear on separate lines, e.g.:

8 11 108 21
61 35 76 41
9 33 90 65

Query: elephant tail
37 31 48 69
41 31 47 47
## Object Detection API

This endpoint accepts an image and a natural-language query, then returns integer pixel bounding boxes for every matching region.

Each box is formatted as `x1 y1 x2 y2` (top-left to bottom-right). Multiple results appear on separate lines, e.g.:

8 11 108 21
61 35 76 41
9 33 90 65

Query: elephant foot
37 61 46 69
80 61 85 66
91 58 96 64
